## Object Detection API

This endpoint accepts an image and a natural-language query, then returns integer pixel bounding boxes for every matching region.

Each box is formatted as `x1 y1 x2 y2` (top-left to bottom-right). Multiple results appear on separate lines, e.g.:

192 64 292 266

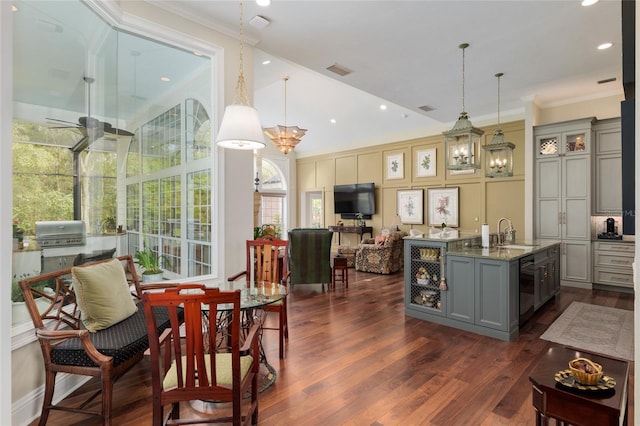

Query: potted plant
12 272 53 326
101 216 117 234
134 243 167 283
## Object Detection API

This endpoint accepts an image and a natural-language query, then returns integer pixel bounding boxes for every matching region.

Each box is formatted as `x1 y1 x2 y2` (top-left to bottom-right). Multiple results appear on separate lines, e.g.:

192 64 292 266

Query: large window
126 99 212 279
11 0 215 325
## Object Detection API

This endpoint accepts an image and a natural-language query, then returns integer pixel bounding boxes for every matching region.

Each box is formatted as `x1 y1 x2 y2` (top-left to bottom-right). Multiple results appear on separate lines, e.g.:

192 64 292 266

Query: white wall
1 0 14 420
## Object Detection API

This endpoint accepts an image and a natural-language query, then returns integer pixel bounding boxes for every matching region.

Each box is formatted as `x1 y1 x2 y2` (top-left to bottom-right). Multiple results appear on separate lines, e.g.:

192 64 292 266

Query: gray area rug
540 301 634 361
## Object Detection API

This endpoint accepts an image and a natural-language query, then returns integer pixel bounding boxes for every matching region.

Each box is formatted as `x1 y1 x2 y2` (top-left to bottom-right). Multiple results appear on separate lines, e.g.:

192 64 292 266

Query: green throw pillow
72 258 137 332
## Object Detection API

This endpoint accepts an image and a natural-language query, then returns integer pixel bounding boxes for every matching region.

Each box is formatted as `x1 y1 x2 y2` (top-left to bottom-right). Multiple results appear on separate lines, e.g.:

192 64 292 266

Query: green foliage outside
12 120 118 236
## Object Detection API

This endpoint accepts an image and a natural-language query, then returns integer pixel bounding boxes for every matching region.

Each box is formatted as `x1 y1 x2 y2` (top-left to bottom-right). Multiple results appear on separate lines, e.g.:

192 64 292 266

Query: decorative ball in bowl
568 357 603 385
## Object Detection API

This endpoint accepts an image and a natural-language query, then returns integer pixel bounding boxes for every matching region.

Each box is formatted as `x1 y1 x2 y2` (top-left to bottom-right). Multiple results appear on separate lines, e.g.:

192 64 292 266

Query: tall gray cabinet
592 118 622 215
534 118 594 287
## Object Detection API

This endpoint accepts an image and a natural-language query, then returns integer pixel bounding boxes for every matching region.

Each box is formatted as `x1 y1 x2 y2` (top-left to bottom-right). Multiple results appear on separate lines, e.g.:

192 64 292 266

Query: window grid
186 98 211 162
126 183 140 231
188 243 211 276
128 99 213 279
160 176 181 238
187 170 212 242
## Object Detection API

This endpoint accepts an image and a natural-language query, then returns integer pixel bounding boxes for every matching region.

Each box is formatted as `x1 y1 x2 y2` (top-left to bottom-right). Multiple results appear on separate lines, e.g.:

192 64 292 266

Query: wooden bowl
568 357 603 385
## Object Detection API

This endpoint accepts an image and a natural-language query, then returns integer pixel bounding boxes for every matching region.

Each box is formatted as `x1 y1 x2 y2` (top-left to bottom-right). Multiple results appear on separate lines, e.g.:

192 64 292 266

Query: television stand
328 225 373 245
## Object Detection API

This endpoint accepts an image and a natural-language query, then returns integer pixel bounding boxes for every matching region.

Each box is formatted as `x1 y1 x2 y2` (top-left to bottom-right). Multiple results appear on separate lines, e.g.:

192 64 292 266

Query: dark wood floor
31 270 634 425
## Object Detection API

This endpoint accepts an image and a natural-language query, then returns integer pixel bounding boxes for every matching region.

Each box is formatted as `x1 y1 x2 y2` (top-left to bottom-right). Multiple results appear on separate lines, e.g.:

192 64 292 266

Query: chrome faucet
497 217 515 245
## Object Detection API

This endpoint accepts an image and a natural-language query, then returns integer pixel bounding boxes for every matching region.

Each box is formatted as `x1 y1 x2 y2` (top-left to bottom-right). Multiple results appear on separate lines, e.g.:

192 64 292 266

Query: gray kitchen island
404 233 561 341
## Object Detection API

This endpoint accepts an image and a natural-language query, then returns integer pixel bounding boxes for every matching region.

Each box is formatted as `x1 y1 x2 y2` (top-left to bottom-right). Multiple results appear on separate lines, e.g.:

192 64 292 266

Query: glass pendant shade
444 112 483 170
264 76 306 154
263 125 307 154
484 129 515 177
216 105 266 150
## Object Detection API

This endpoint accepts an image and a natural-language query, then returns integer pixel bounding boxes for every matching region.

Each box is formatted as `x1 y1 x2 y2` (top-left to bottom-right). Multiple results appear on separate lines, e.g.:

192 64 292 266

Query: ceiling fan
47 76 134 152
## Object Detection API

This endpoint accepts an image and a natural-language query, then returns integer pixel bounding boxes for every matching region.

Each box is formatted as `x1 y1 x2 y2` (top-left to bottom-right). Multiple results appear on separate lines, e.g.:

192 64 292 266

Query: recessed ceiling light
256 0 271 6
598 42 613 50
330 119 336 124
380 105 387 111
262 60 271 65
193 51 203 56
581 0 598 6
160 76 171 82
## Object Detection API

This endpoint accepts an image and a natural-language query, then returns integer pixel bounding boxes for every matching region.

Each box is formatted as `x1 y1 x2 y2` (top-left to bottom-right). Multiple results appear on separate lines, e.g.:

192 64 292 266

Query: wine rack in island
405 239 448 315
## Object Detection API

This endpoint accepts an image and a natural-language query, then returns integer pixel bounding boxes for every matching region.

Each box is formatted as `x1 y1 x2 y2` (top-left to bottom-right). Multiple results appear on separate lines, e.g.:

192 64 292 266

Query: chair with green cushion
288 228 333 288
18 256 178 425
141 284 260 425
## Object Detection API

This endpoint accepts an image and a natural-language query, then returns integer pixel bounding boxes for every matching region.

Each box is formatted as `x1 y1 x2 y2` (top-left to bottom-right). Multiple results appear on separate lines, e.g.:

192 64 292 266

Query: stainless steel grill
35 220 86 248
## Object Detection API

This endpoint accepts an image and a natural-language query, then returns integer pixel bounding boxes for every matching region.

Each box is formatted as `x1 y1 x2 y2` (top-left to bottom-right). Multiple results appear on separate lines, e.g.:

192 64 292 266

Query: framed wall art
416 148 436 177
386 153 404 180
427 187 459 227
397 189 423 224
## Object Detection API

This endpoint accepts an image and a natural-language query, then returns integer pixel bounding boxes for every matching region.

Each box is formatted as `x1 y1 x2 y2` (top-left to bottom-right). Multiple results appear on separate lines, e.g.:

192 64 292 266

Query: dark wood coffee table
528 346 629 426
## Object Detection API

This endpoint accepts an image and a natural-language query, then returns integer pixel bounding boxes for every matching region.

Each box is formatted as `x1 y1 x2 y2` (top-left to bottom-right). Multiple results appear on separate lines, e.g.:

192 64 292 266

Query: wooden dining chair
228 237 289 359
141 284 260 426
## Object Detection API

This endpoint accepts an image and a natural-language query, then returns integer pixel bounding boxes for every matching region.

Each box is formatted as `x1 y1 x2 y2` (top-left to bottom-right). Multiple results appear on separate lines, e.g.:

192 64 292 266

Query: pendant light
215 0 266 150
444 43 484 170
483 72 515 177
263 76 307 155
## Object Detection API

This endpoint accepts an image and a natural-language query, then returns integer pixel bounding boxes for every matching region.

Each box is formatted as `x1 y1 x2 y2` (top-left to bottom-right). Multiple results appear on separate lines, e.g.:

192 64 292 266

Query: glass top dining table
205 280 288 311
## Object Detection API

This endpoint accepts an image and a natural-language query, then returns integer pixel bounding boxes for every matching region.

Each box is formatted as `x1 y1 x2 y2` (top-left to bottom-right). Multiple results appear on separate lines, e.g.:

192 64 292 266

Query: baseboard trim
12 374 90 426
560 280 592 289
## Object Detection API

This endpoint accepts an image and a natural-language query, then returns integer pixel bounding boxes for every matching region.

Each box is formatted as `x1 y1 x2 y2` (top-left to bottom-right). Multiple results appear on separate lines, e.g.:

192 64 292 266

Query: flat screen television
333 182 375 219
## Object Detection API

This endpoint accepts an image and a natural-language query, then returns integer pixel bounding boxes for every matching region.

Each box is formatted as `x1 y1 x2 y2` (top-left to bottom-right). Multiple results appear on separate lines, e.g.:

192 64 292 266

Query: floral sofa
355 229 407 274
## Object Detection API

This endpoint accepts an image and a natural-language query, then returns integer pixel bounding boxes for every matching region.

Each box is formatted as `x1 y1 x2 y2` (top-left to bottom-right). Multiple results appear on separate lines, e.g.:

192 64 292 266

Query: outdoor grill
35 220 86 248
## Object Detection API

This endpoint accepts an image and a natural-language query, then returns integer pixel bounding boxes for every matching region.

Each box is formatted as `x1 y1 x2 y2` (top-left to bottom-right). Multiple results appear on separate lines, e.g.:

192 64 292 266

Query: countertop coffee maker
598 217 622 240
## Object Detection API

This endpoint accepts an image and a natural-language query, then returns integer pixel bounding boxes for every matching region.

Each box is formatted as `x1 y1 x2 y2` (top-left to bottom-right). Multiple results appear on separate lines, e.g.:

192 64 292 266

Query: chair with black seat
141 284 260 426
228 237 289 359
18 255 178 426
73 247 116 266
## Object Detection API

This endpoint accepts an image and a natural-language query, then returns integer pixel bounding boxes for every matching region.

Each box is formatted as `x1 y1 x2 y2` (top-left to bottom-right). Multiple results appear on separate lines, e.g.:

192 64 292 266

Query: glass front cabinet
404 239 448 317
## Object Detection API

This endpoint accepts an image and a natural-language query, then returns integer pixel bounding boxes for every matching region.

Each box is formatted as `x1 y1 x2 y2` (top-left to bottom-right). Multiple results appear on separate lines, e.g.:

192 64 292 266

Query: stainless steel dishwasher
519 255 536 325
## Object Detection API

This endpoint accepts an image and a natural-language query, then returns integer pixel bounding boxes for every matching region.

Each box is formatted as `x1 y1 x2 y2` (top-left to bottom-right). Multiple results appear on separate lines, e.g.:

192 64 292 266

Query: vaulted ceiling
12 1 623 157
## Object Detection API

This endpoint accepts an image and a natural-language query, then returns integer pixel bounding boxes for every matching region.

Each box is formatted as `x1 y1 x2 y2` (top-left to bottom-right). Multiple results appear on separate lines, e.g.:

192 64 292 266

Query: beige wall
298 120 526 245
537 94 623 125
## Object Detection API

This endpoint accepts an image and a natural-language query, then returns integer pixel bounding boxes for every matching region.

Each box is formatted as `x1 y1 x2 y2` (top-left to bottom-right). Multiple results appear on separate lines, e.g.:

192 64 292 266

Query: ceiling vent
326 63 353 77
249 15 270 29
418 105 436 112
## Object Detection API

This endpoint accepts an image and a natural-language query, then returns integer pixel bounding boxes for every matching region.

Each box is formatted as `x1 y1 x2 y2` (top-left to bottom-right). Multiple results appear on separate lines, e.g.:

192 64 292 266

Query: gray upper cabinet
593 118 622 215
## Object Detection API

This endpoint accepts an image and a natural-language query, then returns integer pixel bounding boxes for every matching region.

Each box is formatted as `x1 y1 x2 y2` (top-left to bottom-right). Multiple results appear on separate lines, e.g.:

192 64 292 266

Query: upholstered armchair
355 229 408 274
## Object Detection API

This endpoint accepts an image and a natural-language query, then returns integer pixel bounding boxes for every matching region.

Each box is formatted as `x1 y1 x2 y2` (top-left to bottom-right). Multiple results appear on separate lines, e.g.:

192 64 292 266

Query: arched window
257 159 287 238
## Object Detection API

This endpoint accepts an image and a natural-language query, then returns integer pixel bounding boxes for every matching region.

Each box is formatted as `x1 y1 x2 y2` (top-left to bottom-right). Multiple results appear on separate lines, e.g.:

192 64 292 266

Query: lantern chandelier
483 72 515 177
215 0 266 150
263 76 307 155
443 43 484 171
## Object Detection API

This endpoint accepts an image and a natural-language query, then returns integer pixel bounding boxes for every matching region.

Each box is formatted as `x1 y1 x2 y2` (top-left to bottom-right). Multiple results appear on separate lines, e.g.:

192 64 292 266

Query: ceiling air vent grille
326 63 353 77
418 105 435 112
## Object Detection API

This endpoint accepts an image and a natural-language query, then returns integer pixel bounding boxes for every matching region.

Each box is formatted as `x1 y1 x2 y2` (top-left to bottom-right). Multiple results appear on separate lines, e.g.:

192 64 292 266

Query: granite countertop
403 230 479 242
447 239 561 261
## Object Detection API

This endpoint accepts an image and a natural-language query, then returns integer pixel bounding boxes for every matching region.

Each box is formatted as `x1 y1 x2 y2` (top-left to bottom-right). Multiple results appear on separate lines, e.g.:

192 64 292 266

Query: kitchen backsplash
591 215 622 238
